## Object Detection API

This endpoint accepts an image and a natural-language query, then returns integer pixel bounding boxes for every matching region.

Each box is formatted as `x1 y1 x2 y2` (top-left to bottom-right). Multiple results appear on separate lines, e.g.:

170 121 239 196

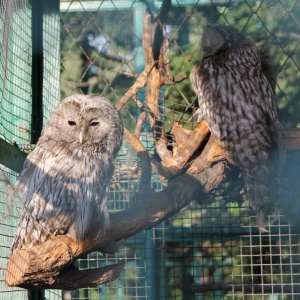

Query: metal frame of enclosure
1 0 299 299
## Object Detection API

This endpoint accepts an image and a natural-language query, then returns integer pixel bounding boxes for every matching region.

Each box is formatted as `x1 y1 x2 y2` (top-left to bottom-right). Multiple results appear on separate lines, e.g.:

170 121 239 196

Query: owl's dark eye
68 120 76 126
90 121 100 127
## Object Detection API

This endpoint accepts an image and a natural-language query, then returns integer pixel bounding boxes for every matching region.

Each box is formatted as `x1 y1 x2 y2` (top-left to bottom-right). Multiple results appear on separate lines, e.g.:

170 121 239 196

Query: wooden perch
6 242 124 290
4 125 300 290
136 1 185 162
115 65 152 111
7 126 300 289
5 0 300 290
143 9 166 142
159 121 211 176
6 172 206 289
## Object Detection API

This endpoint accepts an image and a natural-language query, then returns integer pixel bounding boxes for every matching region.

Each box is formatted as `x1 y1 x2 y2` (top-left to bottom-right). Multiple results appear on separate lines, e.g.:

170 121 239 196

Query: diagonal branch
5 126 300 289
6 172 206 289
115 65 152 111
5 0 300 290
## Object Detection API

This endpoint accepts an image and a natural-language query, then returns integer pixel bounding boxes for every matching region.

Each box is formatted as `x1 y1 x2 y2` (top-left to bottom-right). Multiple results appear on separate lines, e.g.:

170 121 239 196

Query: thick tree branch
159 121 211 176
7 126 300 289
5 0 300 290
6 172 206 288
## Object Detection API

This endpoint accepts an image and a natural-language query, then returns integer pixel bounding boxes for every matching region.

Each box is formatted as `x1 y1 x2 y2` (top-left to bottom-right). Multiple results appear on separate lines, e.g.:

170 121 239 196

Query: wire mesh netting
0 0 300 299
0 0 62 299
0 1 34 299
59 0 300 299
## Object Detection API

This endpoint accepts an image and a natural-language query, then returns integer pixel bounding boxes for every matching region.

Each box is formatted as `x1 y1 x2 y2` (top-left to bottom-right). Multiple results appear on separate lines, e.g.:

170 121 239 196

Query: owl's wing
11 147 79 252
261 66 285 172
98 165 114 230
198 61 277 168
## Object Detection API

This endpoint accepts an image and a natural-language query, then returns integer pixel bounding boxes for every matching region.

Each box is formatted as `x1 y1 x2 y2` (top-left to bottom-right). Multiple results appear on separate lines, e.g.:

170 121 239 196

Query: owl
11 94 123 253
190 24 284 231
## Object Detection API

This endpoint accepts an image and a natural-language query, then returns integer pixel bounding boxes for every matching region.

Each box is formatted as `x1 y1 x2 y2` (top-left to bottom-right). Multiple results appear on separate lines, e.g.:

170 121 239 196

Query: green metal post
28 290 44 300
28 0 60 299
28 0 45 299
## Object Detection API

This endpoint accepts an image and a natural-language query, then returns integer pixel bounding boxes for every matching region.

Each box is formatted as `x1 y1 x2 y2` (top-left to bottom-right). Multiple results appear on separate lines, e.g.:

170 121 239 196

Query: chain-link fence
1 0 300 299
0 0 61 299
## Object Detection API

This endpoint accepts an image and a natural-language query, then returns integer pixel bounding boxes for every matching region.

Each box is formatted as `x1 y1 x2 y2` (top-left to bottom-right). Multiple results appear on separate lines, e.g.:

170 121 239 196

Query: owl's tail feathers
243 165 273 233
256 211 269 233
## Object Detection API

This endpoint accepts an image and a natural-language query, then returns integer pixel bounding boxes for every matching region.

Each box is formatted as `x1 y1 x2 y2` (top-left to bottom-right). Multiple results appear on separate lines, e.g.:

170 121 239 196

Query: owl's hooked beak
79 131 86 144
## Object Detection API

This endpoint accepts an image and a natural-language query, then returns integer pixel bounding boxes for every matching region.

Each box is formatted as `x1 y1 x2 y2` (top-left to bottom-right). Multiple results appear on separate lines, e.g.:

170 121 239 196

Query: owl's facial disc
78 117 104 144
66 119 82 143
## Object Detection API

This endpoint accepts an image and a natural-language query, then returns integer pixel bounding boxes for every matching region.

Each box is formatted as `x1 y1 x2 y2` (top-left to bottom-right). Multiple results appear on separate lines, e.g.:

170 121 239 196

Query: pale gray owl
11 94 123 253
190 25 284 231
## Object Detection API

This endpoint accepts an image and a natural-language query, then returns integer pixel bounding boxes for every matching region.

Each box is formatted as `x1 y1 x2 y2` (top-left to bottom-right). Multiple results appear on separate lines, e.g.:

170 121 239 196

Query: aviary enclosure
0 0 300 299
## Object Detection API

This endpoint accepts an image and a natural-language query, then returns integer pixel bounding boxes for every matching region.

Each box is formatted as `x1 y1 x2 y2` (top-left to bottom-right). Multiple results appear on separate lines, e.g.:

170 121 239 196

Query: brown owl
11 95 123 252
190 24 284 232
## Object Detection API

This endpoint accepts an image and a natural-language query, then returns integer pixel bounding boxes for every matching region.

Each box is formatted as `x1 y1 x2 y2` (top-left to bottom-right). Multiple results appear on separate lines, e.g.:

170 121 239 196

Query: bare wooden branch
141 5 187 165
6 125 300 289
143 10 165 142
6 172 207 288
188 134 226 175
7 250 124 290
175 121 211 169
115 65 152 111
160 121 210 174
48 263 124 290
134 98 146 139
5 0 300 289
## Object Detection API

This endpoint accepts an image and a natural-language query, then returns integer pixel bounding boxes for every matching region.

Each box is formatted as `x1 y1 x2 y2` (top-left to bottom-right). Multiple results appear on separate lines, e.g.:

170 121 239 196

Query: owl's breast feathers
11 142 113 252
190 25 284 232
192 42 283 170
11 95 123 252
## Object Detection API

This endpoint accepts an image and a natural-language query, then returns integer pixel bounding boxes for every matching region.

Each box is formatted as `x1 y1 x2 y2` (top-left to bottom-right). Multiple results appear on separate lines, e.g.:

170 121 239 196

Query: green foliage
60 10 137 131
163 1 300 128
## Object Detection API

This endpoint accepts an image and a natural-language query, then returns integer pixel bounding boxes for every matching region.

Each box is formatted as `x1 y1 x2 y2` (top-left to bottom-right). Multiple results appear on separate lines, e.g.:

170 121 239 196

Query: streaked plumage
190 25 284 231
11 94 123 252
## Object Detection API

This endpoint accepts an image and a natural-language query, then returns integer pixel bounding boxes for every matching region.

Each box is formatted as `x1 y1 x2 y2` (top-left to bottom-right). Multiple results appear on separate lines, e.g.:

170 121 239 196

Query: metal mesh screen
0 0 32 146
60 0 300 299
0 0 299 299
0 2 33 298
0 1 61 299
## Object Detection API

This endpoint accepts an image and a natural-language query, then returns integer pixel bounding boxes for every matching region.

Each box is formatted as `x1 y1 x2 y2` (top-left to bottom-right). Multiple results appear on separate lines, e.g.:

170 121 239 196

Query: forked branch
5 0 300 290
